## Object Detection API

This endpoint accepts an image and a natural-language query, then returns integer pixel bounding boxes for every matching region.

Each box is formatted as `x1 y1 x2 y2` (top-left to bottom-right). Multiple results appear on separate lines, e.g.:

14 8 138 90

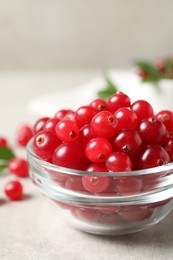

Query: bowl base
67 216 155 236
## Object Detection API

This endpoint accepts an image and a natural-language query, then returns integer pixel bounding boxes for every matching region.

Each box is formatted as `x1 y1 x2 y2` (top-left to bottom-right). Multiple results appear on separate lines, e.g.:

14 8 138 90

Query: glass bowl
27 139 173 236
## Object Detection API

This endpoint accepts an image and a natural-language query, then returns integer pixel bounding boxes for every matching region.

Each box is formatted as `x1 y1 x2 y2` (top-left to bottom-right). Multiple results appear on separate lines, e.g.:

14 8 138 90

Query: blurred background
1 0 173 136
0 0 173 70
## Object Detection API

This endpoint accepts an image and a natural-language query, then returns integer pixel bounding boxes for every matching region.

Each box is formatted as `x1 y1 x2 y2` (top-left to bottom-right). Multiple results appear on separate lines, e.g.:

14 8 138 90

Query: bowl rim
27 139 173 177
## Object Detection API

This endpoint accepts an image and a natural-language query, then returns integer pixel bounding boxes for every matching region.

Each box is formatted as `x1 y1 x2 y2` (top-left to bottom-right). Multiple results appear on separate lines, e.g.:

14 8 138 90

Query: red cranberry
16 125 33 147
4 180 23 201
8 158 28 177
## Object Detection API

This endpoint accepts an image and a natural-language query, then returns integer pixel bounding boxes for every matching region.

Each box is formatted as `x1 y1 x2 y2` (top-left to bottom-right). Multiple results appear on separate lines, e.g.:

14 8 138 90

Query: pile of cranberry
32 92 173 195
0 125 33 201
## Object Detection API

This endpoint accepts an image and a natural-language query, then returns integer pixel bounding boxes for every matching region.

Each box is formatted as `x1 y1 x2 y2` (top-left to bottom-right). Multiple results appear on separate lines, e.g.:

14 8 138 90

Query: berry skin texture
54 109 71 120
55 120 79 142
85 137 112 163
106 152 133 172
43 118 59 134
75 106 97 128
85 163 108 173
156 110 173 132
131 100 154 122
111 129 142 155
107 92 131 113
4 180 23 201
16 125 33 147
78 124 95 145
33 117 50 134
8 158 29 177
114 107 138 130
89 98 108 112
63 110 76 121
90 111 118 138
53 141 88 170
33 130 61 161
164 136 173 161
136 144 170 169
137 118 167 144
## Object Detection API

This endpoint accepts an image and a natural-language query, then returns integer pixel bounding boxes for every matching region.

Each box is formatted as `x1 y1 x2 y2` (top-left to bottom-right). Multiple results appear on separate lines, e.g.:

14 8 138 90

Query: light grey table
0 70 173 260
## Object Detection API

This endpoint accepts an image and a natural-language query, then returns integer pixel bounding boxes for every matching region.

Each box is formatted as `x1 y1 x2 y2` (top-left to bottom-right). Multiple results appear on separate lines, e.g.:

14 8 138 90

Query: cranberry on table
4 180 23 201
8 158 29 177
16 125 33 147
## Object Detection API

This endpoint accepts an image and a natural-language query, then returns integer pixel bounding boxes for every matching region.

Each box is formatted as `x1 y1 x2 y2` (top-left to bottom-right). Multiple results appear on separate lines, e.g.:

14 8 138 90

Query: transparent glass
27 140 173 236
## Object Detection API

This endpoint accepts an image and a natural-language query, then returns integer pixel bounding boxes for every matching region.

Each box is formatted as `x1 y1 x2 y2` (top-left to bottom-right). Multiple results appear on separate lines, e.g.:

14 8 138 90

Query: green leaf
97 90 112 100
0 165 7 173
135 60 163 82
165 58 172 77
105 75 118 93
142 77 160 83
0 146 15 160
0 147 15 174
98 73 118 100
0 146 15 172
